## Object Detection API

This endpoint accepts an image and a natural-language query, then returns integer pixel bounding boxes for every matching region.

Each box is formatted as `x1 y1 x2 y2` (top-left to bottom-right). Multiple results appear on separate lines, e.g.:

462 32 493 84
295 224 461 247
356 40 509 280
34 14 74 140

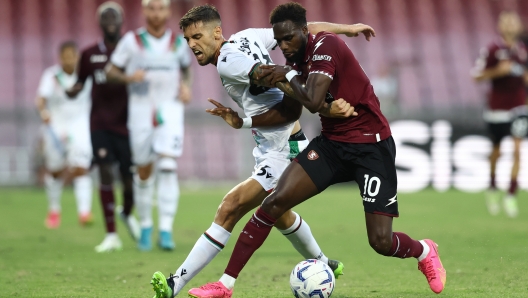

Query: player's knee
262 191 289 218
98 163 114 185
137 164 153 180
215 193 246 230
368 231 393 255
157 157 177 173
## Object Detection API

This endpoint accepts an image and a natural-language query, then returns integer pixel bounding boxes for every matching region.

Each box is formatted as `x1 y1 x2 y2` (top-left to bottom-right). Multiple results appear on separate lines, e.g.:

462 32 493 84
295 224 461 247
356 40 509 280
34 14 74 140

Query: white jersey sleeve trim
309 70 334 80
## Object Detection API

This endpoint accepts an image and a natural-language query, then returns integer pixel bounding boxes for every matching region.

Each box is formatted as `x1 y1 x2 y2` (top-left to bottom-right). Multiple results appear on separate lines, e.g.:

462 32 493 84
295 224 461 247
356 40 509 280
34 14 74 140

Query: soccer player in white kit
151 5 371 298
106 0 192 251
36 41 93 229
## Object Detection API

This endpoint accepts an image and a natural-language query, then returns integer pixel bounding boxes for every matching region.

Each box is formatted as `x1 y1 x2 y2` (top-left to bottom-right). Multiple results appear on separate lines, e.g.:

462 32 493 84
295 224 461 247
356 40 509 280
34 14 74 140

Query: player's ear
214 25 222 40
301 25 308 35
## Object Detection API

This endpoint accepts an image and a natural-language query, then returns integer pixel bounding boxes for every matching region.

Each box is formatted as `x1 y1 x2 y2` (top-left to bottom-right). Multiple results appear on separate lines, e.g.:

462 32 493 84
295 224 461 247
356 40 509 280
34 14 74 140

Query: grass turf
1 186 527 297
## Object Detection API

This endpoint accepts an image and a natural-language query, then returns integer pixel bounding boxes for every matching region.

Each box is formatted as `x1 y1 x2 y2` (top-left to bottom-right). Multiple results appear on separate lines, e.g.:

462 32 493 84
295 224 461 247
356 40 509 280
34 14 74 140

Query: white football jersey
218 28 293 156
111 28 191 105
37 65 91 125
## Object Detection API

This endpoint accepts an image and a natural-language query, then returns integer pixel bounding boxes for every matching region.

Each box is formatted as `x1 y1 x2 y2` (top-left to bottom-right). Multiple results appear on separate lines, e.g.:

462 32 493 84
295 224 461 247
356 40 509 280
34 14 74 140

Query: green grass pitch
1 185 528 297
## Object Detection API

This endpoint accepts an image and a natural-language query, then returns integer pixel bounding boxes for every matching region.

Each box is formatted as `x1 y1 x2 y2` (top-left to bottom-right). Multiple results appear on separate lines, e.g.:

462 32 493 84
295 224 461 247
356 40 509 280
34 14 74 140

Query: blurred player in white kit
36 41 93 229
106 0 192 250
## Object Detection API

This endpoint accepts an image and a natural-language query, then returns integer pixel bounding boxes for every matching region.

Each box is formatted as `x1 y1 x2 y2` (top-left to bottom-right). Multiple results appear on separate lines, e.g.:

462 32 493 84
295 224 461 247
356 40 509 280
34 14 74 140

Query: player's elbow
307 101 324 114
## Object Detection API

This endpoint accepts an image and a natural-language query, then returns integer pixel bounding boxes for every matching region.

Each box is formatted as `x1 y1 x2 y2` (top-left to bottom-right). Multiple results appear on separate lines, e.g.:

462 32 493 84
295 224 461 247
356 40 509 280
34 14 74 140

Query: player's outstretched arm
205 96 302 129
307 22 376 41
65 82 84 98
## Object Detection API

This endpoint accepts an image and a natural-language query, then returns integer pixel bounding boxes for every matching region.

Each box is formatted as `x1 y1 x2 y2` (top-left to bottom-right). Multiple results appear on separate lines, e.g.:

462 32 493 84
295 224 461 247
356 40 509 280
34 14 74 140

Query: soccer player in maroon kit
67 2 139 252
472 11 528 218
189 3 446 297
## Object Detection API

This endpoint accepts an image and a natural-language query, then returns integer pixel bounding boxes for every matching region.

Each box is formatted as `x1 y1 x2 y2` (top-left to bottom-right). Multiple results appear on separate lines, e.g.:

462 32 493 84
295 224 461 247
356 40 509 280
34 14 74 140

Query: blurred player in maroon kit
189 3 446 297
67 2 139 252
472 11 528 218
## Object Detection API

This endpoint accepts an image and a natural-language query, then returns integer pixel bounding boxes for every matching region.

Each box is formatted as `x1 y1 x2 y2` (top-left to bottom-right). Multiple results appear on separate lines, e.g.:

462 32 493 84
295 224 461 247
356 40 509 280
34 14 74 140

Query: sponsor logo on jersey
90 54 108 63
307 150 319 160
363 196 376 203
312 54 332 62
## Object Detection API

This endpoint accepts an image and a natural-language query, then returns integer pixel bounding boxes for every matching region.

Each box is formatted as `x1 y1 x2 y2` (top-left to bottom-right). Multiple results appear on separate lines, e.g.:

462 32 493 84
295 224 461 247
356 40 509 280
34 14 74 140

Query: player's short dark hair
269 2 307 27
59 41 78 53
179 4 221 30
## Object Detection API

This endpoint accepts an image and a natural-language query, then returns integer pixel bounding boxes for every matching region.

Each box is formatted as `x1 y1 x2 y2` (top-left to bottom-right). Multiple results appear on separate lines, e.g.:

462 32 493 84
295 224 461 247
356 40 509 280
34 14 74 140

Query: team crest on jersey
307 150 319 160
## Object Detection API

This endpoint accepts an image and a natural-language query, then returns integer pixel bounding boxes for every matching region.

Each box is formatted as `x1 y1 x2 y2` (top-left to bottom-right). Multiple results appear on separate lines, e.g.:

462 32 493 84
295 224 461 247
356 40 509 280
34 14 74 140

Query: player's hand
325 98 358 118
127 70 146 83
65 83 83 98
258 65 292 86
345 23 376 41
40 109 51 124
179 84 192 104
205 98 243 129
496 60 513 76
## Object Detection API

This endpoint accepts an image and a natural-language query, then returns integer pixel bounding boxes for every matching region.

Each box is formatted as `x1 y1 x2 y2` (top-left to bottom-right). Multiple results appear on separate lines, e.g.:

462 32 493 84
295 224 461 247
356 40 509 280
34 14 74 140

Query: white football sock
157 171 179 232
73 174 92 215
278 211 329 264
219 274 236 290
134 174 154 228
418 240 431 261
172 222 231 295
44 174 63 213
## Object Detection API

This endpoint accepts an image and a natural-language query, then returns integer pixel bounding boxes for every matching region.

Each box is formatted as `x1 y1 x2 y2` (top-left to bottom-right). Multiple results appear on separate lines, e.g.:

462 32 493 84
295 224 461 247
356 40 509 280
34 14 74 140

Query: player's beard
287 41 307 64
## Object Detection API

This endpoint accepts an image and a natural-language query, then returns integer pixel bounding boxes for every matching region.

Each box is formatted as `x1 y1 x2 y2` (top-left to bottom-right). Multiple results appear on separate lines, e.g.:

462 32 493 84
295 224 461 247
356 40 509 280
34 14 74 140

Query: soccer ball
289 259 335 298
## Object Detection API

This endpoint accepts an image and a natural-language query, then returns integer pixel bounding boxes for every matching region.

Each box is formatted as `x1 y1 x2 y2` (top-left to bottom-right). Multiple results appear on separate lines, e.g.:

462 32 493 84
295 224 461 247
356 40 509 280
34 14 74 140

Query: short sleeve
250 28 277 51
77 50 91 84
217 49 259 84
309 34 338 80
176 35 192 68
111 32 134 68
37 68 55 98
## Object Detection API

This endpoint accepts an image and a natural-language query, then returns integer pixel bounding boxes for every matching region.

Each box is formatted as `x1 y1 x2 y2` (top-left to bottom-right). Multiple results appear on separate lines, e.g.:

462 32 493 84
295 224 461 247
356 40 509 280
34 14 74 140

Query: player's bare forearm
105 64 128 84
65 82 84 99
288 74 330 113
275 82 297 98
181 66 192 87
308 22 349 35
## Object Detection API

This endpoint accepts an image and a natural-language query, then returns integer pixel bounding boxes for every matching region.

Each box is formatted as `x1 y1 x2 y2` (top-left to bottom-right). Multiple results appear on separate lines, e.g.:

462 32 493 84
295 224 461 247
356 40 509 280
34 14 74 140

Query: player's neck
146 25 166 39
212 38 227 66
103 35 120 48
502 35 517 47
62 67 75 75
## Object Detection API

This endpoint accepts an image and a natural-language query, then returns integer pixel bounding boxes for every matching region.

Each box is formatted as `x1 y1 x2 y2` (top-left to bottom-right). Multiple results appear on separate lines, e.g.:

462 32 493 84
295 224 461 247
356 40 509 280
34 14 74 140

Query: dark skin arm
66 82 84 98
258 64 333 114
250 63 356 118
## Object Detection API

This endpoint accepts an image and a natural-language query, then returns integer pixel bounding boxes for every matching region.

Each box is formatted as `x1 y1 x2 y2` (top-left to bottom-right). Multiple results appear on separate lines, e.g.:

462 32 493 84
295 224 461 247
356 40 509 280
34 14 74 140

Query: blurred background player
472 11 528 218
106 0 192 251
36 41 93 229
67 2 140 252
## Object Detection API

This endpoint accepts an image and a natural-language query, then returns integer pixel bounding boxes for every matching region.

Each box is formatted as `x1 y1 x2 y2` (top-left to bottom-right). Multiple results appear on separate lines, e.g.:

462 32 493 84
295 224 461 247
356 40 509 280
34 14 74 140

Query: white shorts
128 99 185 166
42 120 92 172
251 139 309 192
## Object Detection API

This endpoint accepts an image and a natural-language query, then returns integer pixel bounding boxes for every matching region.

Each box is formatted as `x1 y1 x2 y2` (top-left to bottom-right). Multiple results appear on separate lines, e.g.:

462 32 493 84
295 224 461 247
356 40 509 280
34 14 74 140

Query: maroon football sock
99 184 116 233
122 188 133 216
386 232 423 259
490 173 496 189
508 178 518 195
224 208 277 278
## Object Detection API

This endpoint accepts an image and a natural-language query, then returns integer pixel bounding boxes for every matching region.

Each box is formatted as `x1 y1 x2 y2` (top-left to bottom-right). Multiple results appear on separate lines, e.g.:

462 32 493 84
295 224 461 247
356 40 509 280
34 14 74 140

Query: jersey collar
212 40 231 66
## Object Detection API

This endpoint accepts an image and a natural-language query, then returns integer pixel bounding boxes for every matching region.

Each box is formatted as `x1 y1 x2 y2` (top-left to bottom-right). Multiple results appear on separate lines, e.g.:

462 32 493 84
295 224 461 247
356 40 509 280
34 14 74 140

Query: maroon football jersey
291 32 391 143
479 39 527 110
78 41 128 135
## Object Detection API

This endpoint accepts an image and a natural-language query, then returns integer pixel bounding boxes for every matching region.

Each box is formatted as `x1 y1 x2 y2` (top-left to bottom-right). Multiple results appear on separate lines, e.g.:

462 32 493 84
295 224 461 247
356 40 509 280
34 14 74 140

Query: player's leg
503 136 522 217
91 130 124 252
153 178 268 297
152 101 185 250
42 126 66 228
67 123 94 226
358 137 445 294
114 132 139 241
485 122 505 215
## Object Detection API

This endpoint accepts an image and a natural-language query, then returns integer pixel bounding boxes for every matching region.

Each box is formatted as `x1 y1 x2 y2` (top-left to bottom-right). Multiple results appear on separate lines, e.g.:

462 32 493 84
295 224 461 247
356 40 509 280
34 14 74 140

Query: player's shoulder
44 64 61 76
81 43 101 55
314 31 340 43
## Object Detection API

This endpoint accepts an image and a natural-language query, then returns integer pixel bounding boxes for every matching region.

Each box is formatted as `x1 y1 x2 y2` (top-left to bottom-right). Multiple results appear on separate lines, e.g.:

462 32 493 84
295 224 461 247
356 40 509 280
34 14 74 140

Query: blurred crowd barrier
1 0 528 190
